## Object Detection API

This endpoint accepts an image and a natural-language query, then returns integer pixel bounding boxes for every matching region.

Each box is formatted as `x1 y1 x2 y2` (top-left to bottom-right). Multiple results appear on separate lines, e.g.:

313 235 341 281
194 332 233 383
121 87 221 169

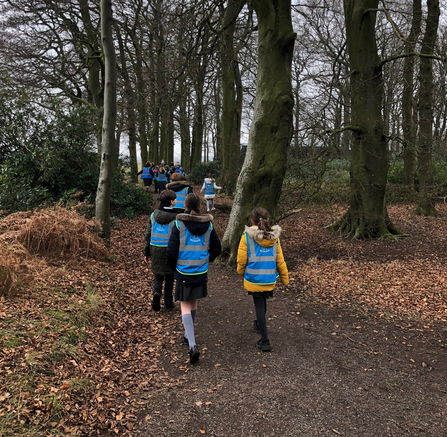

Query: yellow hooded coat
237 225 289 292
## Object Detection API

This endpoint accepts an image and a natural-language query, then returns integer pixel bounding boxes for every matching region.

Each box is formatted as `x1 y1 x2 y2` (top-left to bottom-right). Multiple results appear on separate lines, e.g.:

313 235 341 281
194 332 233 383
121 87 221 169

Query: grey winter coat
144 207 178 276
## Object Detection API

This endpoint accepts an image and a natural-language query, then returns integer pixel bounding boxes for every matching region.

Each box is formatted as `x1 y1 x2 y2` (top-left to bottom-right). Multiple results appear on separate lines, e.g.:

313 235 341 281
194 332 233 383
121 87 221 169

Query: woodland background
1 0 447 435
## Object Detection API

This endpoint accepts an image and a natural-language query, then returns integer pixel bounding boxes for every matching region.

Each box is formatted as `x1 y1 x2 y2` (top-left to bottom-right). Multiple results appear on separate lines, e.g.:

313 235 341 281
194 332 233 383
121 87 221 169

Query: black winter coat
144 207 178 276
166 211 221 286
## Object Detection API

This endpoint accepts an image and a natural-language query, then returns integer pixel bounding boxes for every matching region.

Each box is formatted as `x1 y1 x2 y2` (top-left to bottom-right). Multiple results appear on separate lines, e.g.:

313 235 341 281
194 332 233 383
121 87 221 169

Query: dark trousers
253 294 268 341
154 274 174 308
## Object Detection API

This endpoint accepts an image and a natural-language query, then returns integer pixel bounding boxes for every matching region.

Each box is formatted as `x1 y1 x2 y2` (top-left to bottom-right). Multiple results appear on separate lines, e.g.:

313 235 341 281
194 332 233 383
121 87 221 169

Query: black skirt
175 282 208 301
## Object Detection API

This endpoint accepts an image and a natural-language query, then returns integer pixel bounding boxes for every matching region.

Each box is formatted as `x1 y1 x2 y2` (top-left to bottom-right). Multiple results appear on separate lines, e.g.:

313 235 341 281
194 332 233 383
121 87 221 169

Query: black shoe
164 304 175 312
152 293 161 311
253 320 261 334
256 338 271 352
189 345 200 364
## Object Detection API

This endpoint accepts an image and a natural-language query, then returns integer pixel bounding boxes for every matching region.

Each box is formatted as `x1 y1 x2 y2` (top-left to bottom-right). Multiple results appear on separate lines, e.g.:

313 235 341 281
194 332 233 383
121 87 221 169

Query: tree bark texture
221 0 245 194
179 76 191 171
335 0 403 239
416 0 439 216
79 0 104 110
95 0 116 240
221 0 296 265
116 25 138 182
402 0 422 186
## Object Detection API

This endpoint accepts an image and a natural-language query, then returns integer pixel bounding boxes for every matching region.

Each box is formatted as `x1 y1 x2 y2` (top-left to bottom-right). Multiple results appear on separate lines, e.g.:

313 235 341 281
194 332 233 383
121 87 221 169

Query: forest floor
1 189 447 436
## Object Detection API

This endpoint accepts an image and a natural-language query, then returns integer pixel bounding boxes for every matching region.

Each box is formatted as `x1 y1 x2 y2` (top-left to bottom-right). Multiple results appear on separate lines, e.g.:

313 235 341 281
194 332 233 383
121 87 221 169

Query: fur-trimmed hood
244 224 282 246
176 212 213 223
166 180 191 190
176 212 213 236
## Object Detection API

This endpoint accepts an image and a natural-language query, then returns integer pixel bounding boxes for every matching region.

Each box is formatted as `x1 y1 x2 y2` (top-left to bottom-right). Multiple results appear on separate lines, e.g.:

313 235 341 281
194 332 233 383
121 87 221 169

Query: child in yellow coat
237 207 289 351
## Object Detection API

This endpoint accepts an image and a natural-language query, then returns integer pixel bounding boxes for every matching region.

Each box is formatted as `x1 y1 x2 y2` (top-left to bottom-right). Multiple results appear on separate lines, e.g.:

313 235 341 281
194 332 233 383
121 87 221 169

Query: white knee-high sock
182 314 196 348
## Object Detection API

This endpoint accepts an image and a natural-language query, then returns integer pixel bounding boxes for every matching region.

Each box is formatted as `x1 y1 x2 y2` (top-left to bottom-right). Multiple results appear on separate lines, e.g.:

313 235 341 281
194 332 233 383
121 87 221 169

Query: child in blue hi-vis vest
200 173 222 211
166 193 221 364
157 165 168 195
237 207 289 352
143 190 178 312
137 161 154 192
166 173 193 213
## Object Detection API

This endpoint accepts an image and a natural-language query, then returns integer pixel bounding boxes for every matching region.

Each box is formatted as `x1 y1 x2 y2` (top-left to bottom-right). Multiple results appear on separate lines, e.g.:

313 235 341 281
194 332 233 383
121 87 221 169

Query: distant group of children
138 161 186 194
143 178 289 363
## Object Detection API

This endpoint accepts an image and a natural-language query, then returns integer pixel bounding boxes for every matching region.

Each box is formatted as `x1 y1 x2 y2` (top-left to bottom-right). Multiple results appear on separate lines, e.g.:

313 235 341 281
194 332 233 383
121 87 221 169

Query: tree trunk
221 0 296 265
220 0 245 194
340 79 351 159
214 74 223 162
191 82 204 169
79 0 104 110
332 0 403 239
116 25 138 182
179 76 191 172
95 0 116 240
402 0 422 186
416 0 439 216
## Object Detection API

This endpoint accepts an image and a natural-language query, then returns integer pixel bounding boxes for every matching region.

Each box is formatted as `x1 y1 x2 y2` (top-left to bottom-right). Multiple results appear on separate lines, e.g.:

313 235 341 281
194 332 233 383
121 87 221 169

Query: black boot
189 345 200 364
256 338 271 352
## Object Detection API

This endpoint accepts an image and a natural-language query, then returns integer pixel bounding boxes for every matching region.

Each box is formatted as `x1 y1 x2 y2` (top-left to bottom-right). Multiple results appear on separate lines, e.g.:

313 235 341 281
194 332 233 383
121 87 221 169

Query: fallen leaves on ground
1 202 447 435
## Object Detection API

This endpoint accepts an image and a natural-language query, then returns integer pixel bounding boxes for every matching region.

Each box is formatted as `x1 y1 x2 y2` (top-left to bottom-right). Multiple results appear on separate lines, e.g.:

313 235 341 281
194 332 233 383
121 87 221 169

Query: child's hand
144 256 150 264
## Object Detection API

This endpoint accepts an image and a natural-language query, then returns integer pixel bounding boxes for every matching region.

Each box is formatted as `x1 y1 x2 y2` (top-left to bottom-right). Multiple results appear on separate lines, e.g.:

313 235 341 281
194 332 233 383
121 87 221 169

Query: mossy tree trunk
416 0 439 216
191 67 205 169
95 0 116 240
221 0 296 265
220 0 245 194
116 25 138 182
179 75 191 172
402 0 422 187
331 1 404 240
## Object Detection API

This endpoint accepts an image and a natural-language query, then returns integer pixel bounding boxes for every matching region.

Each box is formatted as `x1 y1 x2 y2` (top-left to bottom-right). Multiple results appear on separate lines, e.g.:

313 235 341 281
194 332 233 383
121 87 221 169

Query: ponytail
250 207 272 236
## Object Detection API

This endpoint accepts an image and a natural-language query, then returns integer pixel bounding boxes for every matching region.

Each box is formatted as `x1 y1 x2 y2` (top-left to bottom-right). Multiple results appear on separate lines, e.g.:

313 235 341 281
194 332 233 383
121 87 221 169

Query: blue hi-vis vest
176 220 211 275
173 187 188 210
157 172 167 182
150 213 175 247
205 182 214 195
244 233 279 285
141 167 152 179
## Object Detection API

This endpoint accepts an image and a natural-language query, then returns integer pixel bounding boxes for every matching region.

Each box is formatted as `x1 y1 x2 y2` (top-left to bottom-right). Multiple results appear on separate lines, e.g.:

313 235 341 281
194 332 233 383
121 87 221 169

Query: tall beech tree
220 0 245 194
221 0 296 264
95 0 116 240
330 0 404 239
402 0 422 186
416 0 440 216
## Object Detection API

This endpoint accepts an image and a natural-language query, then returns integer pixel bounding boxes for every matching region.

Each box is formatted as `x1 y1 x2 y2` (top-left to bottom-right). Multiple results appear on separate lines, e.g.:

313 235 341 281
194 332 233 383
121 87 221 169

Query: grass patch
0 283 105 436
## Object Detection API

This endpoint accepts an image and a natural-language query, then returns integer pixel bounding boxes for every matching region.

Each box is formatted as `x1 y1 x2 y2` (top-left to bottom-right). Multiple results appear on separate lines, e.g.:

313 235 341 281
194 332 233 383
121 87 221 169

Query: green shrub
110 181 153 219
387 158 404 184
187 160 222 185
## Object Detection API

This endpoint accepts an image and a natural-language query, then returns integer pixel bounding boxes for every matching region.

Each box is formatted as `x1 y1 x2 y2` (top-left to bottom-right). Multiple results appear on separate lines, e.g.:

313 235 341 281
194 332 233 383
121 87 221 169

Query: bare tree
95 0 116 240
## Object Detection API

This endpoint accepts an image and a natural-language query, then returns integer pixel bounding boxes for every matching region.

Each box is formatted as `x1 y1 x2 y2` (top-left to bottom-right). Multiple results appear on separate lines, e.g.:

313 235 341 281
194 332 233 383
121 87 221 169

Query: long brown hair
185 193 201 215
251 207 272 234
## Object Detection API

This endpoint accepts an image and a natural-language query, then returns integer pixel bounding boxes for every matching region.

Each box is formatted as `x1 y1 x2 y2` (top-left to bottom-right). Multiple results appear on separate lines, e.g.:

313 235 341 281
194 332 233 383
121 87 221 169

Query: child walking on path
200 173 222 211
237 207 289 351
166 193 221 364
138 161 154 192
143 190 178 311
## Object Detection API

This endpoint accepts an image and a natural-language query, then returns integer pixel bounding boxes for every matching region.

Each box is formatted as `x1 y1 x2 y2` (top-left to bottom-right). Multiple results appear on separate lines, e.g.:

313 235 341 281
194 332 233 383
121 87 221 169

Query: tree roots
327 210 407 240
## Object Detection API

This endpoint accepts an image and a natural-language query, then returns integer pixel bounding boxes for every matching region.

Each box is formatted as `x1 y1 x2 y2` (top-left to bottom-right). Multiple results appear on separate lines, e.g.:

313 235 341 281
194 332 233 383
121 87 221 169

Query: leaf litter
1 202 447 435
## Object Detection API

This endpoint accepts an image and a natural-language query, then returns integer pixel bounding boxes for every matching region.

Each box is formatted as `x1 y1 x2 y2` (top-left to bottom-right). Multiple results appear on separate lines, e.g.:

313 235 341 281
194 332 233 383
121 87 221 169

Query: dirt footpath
134 264 447 437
